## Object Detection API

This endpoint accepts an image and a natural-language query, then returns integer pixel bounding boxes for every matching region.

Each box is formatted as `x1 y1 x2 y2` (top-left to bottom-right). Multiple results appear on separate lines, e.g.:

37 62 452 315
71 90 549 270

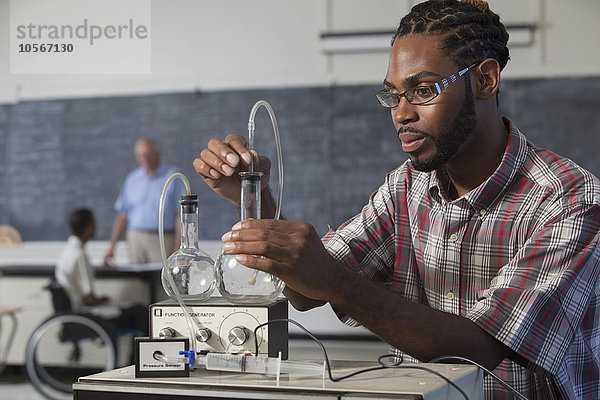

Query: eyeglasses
375 63 478 107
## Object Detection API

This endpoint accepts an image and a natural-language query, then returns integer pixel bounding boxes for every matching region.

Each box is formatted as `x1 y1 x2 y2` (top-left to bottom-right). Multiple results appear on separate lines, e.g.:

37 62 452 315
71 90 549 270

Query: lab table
73 361 483 400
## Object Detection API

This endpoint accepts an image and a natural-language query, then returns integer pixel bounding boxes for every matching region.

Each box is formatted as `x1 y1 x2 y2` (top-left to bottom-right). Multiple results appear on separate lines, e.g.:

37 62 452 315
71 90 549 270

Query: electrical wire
431 355 529 400
252 318 470 400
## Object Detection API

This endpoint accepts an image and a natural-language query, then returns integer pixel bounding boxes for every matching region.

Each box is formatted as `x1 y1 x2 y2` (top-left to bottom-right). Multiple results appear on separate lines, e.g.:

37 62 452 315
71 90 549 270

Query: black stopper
179 194 198 214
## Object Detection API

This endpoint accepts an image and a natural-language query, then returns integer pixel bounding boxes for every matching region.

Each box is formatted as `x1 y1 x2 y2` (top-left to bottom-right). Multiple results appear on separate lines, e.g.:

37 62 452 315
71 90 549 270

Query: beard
405 78 477 172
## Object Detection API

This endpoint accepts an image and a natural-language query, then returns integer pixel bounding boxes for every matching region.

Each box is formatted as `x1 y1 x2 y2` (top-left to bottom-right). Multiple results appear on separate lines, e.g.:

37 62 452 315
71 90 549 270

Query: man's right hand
193 134 271 208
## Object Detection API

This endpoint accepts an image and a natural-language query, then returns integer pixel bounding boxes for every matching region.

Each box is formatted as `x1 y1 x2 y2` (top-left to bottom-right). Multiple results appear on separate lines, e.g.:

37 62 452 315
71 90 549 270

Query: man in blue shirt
104 138 184 265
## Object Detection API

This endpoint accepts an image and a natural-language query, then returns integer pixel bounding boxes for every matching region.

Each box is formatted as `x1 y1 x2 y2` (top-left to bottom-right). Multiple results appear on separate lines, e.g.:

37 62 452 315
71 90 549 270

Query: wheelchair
25 281 140 400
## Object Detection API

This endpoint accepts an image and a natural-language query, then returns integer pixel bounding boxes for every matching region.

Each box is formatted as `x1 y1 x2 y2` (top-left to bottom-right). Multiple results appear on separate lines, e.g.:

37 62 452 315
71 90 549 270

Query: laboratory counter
73 361 483 400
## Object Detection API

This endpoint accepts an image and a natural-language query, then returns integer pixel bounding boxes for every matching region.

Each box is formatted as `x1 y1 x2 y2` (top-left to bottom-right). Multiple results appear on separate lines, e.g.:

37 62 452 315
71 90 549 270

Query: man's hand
221 219 511 371
105 212 127 267
221 219 344 305
193 134 271 208
102 251 115 268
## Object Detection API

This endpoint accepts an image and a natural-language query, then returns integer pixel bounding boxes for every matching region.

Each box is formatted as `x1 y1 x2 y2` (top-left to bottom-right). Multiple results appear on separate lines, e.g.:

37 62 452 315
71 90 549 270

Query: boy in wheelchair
55 208 148 337
26 209 150 398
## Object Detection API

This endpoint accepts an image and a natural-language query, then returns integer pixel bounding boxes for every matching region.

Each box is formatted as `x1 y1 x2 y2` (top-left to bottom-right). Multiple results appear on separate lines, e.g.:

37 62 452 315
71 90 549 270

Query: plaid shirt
324 120 600 400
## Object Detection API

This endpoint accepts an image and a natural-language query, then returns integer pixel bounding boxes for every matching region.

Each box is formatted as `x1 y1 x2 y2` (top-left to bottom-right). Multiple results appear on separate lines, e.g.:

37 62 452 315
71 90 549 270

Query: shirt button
480 209 487 216
446 291 455 300
449 233 458 242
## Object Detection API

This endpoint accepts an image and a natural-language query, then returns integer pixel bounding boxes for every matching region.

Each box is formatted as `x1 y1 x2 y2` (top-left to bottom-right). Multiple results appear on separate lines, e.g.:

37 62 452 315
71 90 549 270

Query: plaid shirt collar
429 118 529 213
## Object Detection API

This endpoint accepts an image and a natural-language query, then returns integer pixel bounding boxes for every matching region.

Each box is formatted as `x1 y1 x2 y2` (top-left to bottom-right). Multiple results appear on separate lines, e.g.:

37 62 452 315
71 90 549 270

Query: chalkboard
1 77 599 241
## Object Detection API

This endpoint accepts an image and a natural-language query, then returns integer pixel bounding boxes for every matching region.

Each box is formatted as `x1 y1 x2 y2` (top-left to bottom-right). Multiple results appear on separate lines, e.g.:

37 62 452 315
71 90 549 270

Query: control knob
158 327 177 339
195 328 212 343
228 326 249 346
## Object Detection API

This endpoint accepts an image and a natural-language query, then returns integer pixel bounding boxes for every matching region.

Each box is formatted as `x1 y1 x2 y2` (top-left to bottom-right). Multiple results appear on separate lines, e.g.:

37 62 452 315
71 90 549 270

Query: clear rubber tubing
153 351 189 364
246 100 284 285
158 173 200 355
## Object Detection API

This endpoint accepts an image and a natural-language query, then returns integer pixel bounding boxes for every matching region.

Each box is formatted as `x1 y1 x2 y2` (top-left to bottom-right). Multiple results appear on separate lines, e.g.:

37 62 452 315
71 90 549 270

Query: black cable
378 355 470 400
254 318 344 381
253 319 470 400
431 355 529 400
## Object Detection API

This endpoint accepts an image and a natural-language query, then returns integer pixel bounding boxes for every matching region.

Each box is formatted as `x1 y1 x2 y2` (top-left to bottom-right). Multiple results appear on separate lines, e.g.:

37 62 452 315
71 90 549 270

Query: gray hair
134 137 161 154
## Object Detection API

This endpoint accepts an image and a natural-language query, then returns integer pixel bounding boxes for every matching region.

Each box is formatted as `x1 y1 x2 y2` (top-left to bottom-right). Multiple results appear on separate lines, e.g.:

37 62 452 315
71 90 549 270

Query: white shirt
55 235 94 312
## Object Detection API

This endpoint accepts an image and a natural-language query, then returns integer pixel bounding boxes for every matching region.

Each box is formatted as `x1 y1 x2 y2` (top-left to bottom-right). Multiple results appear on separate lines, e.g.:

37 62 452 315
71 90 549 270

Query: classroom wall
0 0 599 103
0 0 599 240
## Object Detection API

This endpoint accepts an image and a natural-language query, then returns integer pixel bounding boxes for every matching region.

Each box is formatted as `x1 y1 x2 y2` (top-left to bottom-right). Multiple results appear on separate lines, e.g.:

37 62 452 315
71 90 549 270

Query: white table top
0 240 224 267
75 362 483 399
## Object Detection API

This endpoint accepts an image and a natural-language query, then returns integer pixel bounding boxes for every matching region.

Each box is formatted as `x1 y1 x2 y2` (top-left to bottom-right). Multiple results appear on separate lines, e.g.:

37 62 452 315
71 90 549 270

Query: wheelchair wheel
25 314 117 400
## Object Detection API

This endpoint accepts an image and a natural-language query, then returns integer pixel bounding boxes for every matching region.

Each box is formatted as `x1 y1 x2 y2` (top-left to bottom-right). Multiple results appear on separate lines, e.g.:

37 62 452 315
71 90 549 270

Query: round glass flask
216 172 284 304
162 195 216 301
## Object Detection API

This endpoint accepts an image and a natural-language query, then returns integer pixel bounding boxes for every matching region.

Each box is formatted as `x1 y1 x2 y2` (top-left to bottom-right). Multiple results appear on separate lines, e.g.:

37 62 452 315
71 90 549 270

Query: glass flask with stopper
215 100 285 304
162 194 216 301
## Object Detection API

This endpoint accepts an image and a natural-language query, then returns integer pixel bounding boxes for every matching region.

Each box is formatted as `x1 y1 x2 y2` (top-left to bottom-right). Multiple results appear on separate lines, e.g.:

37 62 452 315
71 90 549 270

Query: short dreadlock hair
393 0 510 71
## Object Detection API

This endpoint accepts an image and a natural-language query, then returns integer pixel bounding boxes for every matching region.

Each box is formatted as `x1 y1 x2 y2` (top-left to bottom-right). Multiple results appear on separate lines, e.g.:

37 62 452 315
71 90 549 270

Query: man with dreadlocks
195 1 600 398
